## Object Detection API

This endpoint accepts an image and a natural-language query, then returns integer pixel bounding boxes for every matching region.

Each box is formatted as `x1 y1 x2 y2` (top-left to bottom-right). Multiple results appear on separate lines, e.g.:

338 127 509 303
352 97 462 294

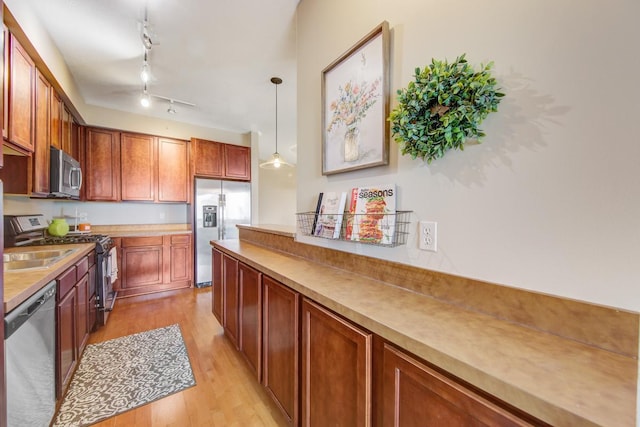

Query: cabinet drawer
170 234 190 245
87 251 96 268
122 236 163 247
76 256 89 278
57 266 77 298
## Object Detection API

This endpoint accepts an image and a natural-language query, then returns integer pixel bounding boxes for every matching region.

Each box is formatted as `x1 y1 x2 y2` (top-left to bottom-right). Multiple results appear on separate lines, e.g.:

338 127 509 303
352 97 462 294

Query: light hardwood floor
86 287 288 427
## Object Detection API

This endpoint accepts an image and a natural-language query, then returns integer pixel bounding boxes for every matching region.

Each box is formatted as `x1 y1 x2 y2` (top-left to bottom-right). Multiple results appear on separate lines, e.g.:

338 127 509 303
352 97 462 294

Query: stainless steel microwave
50 147 82 199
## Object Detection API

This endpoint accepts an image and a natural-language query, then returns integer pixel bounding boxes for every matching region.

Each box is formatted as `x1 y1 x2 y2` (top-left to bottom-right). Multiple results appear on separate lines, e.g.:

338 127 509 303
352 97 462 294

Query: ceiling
17 0 299 165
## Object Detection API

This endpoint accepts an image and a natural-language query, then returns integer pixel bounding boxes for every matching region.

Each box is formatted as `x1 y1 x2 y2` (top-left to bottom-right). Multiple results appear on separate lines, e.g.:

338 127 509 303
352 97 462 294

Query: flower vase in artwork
344 125 360 162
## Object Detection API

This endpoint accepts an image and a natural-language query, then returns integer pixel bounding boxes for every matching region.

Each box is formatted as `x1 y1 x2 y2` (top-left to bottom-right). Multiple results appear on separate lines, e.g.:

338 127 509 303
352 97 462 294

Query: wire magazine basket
296 211 411 247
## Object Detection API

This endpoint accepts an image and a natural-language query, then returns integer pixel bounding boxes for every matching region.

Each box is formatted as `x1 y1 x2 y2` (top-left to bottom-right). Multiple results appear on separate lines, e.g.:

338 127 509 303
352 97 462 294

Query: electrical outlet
419 221 437 252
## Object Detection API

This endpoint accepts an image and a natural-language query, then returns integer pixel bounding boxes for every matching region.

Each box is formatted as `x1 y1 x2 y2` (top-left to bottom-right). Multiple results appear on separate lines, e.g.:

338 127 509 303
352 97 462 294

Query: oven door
98 247 117 325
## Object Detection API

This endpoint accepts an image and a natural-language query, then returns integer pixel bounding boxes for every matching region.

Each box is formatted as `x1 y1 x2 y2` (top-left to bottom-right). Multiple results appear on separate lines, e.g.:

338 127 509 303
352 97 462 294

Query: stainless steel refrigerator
194 178 251 287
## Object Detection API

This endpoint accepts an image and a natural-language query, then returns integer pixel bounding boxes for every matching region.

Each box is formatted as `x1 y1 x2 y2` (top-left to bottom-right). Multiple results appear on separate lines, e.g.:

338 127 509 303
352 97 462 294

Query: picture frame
322 21 390 175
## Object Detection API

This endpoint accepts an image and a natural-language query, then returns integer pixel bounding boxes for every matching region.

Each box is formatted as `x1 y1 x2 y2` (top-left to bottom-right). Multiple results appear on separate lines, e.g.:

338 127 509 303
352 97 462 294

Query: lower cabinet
222 254 239 347
238 262 262 379
216 251 545 427
212 248 223 323
262 275 300 426
378 342 543 427
117 234 193 298
56 266 77 399
56 253 93 400
301 298 372 427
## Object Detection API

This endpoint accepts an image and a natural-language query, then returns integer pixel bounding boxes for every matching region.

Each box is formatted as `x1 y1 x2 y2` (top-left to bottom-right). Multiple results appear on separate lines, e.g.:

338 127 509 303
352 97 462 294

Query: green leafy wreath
389 54 504 164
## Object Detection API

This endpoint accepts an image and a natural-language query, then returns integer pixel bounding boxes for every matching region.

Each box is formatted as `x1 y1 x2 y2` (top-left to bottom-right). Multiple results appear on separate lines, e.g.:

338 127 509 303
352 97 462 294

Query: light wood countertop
213 239 637 427
4 243 96 313
237 224 296 238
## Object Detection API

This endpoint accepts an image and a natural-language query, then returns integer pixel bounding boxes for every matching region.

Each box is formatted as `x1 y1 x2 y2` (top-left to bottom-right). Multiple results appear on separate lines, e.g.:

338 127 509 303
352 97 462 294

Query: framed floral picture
322 21 390 175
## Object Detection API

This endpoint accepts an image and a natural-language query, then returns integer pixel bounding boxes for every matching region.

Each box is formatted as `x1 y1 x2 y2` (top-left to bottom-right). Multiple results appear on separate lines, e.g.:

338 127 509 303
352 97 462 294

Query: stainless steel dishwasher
4 280 57 427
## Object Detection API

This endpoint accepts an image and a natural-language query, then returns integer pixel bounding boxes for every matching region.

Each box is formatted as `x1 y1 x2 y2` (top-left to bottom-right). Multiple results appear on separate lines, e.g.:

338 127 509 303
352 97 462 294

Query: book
344 188 359 240
350 184 396 245
311 192 323 235
313 191 347 239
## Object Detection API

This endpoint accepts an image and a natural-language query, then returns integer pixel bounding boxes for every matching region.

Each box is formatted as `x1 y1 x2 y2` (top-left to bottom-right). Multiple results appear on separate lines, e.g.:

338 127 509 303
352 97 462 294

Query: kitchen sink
4 249 77 271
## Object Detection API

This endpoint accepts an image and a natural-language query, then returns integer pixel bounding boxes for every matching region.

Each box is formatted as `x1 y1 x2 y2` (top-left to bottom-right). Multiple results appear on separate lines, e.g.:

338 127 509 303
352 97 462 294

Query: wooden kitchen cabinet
56 265 77 399
6 32 35 153
121 132 156 201
238 262 262 379
192 137 251 181
32 68 50 196
118 234 193 298
301 298 372 427
49 88 62 149
61 104 72 154
120 133 189 203
222 254 239 347
167 234 192 284
379 342 541 427
158 137 189 202
224 144 251 181
212 248 223 323
119 236 164 295
84 127 121 201
262 275 300 426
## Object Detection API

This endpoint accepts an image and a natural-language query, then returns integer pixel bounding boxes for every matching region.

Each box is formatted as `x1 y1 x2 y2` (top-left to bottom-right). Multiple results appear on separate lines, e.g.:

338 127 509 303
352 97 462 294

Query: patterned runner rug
53 324 196 427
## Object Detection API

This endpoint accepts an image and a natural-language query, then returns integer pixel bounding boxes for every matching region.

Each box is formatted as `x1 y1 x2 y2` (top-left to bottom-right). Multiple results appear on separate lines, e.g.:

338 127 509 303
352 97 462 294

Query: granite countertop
4 243 96 313
213 239 637 427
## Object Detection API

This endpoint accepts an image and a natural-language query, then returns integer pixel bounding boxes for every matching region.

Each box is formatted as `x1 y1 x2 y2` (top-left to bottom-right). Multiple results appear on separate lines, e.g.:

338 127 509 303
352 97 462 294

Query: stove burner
38 234 110 245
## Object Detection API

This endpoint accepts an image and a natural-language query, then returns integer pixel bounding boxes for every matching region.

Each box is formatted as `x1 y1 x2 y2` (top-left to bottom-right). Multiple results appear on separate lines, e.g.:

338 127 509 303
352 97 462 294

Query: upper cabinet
32 69 51 195
86 129 190 203
120 132 156 201
84 127 121 201
5 32 35 153
49 88 62 149
192 138 251 181
157 137 189 203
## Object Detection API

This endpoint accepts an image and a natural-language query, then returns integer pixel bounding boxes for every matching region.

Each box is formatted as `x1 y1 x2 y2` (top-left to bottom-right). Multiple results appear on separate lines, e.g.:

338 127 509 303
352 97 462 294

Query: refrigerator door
195 178 222 286
220 180 252 240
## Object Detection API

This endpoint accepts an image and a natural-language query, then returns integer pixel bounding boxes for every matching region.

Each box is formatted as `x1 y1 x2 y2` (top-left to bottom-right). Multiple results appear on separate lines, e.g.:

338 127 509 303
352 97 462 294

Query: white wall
258 166 297 226
296 0 640 311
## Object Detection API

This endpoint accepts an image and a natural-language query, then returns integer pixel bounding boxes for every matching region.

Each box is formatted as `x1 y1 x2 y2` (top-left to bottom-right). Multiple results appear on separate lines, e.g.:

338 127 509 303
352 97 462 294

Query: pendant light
260 77 293 169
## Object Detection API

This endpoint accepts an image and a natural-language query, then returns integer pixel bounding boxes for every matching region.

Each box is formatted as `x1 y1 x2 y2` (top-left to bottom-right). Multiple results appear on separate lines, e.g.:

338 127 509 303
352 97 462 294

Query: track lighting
140 50 151 83
140 84 151 107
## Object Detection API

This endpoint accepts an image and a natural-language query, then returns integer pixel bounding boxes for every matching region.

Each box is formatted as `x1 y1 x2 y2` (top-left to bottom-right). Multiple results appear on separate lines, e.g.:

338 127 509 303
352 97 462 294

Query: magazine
350 185 396 245
344 188 359 241
313 192 347 239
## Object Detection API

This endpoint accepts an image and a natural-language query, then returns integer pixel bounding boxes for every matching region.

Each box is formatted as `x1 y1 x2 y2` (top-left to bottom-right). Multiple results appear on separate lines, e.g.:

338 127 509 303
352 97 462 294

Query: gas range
28 233 113 253
4 214 113 253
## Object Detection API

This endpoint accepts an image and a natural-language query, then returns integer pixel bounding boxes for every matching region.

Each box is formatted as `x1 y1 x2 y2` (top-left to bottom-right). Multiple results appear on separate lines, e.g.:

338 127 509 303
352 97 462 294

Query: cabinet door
88 262 97 333
121 132 156 201
262 275 299 426
85 128 121 201
167 234 192 283
7 33 35 152
212 248 224 324
33 69 50 195
222 254 239 347
193 138 223 177
239 262 262 379
49 89 62 149
57 287 77 399
76 273 90 356
224 144 251 181
61 105 72 154
158 137 189 202
121 245 164 289
381 343 536 427
301 298 372 427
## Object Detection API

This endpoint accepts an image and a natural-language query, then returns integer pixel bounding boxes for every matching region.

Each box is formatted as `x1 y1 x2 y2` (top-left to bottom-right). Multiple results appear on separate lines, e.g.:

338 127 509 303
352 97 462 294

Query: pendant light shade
260 77 293 169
